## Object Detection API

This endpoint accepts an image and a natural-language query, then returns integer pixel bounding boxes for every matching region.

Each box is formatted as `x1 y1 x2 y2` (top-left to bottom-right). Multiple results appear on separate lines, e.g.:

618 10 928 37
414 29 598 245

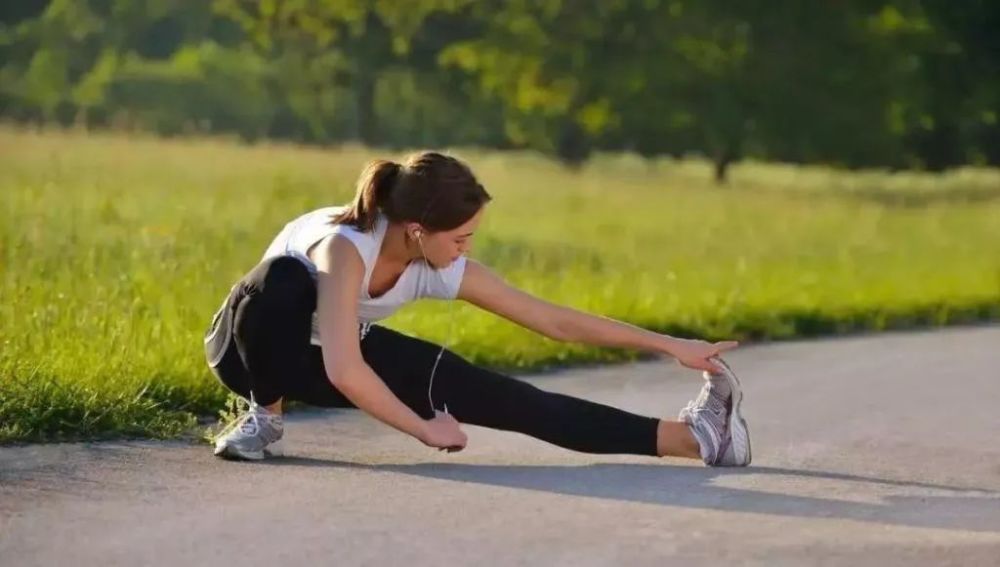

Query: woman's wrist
412 418 430 443
657 334 686 358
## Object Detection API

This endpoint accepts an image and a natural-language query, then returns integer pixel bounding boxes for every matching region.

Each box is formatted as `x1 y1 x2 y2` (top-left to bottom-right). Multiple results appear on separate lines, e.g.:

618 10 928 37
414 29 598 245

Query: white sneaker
678 356 751 467
212 393 284 461
711 356 751 467
678 378 727 464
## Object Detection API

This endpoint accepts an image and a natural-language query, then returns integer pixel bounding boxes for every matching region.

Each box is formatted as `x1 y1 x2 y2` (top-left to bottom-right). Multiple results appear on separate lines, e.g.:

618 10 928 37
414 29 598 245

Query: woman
203 151 751 466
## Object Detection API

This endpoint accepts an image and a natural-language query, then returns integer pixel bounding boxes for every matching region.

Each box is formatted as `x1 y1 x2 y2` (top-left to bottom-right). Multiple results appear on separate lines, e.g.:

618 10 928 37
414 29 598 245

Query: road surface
2 324 999 566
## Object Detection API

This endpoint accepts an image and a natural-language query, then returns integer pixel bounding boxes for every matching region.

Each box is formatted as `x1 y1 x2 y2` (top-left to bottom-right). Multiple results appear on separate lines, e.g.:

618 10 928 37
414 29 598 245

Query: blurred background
1 1 998 443
2 0 998 179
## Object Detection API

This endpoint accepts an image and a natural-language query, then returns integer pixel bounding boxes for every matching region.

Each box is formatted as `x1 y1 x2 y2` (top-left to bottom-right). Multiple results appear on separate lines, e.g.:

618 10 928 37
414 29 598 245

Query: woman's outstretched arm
456 259 736 373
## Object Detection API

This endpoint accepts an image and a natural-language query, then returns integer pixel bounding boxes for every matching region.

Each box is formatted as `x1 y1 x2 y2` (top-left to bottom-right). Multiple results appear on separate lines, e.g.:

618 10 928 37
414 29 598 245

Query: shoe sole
212 438 284 461
213 444 264 461
712 357 752 466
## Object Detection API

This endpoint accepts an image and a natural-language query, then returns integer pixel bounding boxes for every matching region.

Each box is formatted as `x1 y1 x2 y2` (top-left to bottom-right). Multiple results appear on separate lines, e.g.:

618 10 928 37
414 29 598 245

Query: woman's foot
711 357 751 467
212 396 285 461
678 356 751 467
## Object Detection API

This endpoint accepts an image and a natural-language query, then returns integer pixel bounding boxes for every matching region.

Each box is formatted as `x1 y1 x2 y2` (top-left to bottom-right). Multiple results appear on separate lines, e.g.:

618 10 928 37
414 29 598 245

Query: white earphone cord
417 234 457 416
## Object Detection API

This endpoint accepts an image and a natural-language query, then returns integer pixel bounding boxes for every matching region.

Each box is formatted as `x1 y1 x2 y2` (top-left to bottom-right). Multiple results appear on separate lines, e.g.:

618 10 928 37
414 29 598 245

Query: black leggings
204 256 660 456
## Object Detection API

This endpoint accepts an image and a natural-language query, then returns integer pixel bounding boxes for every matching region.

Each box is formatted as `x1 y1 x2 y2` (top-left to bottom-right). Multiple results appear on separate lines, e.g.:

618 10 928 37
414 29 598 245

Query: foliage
2 1 997 179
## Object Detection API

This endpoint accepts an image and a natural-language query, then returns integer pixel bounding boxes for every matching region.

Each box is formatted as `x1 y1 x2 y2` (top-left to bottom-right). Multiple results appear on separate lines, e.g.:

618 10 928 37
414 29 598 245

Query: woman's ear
406 223 424 240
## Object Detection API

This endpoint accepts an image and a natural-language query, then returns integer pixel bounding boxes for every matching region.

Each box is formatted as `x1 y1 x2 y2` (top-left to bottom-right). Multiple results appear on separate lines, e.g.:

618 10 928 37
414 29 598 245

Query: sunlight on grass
2 125 998 442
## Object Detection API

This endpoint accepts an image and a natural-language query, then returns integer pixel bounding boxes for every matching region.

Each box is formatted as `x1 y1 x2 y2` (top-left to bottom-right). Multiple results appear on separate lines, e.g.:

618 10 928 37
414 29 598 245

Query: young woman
203 151 751 466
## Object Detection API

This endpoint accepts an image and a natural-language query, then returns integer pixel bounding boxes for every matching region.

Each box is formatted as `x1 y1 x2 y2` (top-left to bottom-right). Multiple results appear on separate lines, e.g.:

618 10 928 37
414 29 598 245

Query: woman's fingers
681 358 723 373
702 353 727 373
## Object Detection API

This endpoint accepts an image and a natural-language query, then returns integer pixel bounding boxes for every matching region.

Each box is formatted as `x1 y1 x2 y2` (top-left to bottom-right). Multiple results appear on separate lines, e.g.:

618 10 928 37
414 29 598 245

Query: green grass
2 125 999 443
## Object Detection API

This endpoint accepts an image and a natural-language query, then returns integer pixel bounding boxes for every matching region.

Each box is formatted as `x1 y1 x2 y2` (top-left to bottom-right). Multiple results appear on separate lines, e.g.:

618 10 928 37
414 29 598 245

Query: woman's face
419 207 484 269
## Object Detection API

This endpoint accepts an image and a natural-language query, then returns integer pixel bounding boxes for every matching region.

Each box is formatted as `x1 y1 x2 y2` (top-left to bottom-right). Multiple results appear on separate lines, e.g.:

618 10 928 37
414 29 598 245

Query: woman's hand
668 338 739 373
419 409 468 453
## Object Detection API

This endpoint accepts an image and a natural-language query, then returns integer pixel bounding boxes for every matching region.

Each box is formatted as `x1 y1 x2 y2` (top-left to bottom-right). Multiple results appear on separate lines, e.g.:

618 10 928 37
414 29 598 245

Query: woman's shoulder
290 205 368 238
325 208 385 260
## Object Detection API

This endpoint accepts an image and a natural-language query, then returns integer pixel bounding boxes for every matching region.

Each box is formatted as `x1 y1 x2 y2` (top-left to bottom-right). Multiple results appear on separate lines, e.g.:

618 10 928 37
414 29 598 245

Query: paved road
2 324 999 566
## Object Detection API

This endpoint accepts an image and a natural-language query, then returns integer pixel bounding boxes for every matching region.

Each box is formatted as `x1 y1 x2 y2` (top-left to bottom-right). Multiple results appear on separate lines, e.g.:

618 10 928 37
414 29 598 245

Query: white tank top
262 206 467 345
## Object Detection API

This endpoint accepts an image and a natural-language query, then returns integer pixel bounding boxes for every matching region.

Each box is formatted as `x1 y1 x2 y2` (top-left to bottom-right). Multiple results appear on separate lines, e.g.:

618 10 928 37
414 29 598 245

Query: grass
1 125 998 443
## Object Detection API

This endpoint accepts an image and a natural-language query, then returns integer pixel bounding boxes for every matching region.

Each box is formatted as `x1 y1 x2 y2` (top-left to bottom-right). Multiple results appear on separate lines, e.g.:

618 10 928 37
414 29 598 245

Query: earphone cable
417 234 457 416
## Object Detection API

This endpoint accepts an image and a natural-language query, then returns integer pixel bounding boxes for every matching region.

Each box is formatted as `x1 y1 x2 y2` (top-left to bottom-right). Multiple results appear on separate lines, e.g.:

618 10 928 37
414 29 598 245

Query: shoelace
239 410 262 436
213 392 282 443
683 381 728 419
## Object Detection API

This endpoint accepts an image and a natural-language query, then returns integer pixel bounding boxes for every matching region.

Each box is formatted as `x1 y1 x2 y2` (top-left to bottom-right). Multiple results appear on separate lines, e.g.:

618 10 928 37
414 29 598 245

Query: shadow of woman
262 456 1000 533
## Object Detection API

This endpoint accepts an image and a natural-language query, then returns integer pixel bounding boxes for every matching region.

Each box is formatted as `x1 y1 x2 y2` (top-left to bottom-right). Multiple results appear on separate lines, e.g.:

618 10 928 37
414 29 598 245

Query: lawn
2 126 998 443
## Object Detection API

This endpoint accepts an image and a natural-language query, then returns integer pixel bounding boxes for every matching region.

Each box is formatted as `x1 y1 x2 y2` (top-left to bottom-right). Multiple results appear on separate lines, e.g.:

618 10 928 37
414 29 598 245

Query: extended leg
355 325 700 458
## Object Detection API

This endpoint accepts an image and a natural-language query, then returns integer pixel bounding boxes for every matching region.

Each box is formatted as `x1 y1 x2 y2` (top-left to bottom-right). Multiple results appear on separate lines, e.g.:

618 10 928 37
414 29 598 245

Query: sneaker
678 370 728 465
678 355 751 467
212 393 285 461
709 357 751 467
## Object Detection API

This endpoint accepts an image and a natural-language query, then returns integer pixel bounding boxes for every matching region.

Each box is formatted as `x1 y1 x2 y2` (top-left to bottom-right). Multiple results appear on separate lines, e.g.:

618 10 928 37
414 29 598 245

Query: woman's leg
228 256 318 412
328 324 701 458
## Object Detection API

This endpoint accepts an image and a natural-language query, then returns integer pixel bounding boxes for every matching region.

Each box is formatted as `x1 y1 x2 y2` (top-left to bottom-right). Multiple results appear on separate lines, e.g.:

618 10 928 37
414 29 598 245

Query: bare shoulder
311 233 364 275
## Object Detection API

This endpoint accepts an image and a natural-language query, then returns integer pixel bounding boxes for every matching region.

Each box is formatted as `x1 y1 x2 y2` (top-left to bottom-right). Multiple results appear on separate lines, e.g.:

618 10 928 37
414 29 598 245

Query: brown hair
331 151 492 233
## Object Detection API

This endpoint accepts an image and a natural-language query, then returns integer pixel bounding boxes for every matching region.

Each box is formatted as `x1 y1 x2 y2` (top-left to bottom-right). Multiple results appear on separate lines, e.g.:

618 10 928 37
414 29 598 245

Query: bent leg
231 256 317 407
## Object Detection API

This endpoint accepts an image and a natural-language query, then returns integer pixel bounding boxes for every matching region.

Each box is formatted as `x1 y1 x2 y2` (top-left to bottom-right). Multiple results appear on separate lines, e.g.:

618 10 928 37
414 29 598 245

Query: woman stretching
203 151 751 466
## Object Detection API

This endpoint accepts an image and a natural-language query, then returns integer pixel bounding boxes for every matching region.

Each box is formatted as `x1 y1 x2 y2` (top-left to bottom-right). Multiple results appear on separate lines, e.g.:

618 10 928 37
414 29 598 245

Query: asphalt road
2 324 999 566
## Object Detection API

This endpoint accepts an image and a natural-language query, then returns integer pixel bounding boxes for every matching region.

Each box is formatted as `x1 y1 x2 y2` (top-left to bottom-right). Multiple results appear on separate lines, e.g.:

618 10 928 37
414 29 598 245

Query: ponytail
330 159 401 232
331 151 491 234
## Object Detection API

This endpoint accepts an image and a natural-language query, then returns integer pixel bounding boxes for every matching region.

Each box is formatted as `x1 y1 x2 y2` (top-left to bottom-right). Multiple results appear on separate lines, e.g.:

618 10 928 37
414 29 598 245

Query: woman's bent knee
245 256 315 299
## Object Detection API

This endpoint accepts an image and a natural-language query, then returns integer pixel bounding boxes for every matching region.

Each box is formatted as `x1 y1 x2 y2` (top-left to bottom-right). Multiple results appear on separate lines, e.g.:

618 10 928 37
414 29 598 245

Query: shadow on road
264 456 1000 533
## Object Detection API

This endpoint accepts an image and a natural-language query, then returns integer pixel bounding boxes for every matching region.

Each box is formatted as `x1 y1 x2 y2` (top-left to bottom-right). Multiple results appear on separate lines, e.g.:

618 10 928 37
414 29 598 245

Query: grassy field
2 125 998 444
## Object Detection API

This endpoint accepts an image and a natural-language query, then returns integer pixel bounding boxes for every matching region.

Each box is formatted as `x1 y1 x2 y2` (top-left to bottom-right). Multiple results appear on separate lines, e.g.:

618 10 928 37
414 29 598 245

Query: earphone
414 228 457 419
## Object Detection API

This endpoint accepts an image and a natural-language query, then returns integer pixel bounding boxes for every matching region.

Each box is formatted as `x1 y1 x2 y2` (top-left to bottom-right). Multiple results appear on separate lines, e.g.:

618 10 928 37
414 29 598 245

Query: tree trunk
355 72 377 146
556 119 590 168
713 152 732 184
